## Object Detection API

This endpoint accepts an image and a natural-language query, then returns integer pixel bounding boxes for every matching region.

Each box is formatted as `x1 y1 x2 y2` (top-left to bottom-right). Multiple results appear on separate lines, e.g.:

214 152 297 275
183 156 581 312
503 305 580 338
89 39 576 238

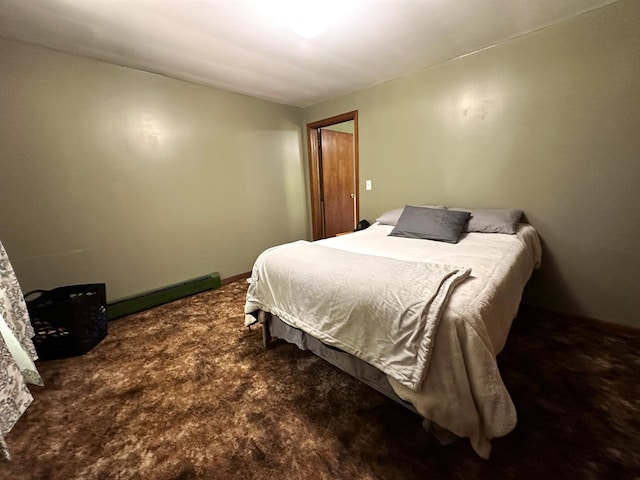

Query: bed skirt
260 311 458 445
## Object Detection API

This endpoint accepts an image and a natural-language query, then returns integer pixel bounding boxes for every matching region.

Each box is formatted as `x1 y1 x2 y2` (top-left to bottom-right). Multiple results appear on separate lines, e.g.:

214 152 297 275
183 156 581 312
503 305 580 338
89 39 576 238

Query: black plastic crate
25 283 108 360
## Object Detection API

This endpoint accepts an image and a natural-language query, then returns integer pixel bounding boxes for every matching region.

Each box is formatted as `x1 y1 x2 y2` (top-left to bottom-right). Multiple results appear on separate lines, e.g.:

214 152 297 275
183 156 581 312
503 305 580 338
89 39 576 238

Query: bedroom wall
301 0 640 327
0 38 307 300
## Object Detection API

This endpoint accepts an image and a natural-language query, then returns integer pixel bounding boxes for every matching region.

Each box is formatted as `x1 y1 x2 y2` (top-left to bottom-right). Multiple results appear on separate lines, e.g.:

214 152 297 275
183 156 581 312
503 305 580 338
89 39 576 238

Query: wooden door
320 129 355 237
307 110 359 241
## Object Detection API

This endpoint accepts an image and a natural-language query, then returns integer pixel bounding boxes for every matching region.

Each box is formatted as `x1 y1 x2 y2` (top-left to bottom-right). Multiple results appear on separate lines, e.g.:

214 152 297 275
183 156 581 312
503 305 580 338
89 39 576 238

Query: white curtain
0 240 43 461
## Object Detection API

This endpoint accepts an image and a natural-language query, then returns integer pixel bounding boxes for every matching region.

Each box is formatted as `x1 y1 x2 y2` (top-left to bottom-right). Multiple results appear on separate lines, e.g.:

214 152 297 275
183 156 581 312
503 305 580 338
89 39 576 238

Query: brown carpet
2 280 639 480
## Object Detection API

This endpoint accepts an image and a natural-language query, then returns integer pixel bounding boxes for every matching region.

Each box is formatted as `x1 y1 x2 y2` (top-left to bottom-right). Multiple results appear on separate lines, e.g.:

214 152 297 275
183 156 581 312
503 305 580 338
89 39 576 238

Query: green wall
323 120 354 134
1 0 639 327
302 0 640 326
0 38 307 300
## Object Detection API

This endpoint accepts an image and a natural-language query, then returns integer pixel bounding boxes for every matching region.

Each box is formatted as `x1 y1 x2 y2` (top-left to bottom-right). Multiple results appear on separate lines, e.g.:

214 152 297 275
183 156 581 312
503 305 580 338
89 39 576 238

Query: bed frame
258 310 457 445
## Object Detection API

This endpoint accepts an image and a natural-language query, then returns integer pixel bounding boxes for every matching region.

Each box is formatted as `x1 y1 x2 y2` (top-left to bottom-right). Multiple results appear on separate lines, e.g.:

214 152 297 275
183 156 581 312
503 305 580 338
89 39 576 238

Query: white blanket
245 241 470 391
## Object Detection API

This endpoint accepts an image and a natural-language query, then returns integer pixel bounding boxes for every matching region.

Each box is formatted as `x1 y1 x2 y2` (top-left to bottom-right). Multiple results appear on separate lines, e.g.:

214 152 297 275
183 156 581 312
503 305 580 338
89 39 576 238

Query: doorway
307 110 359 240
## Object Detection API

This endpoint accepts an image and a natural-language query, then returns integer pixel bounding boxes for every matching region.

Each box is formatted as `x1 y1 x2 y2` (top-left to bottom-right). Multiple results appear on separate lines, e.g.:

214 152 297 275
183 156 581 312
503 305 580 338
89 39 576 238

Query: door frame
307 110 359 240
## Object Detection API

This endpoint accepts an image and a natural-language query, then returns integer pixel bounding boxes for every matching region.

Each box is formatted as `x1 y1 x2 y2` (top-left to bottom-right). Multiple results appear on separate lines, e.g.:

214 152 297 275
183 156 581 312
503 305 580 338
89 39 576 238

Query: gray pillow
388 206 471 243
376 204 446 226
376 208 405 226
450 208 523 234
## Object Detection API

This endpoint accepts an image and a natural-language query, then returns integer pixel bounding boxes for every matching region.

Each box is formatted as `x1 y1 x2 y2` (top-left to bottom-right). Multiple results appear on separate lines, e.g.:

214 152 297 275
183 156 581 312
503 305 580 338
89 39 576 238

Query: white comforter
246 223 541 458
245 241 470 391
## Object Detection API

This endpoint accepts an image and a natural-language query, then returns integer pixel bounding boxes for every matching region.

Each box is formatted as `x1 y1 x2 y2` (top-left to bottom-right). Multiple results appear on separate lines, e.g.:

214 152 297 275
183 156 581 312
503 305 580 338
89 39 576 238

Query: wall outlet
365 180 372 191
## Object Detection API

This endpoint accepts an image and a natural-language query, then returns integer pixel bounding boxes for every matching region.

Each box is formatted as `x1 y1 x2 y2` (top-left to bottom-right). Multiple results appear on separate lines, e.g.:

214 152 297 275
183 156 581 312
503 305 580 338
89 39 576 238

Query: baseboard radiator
106 272 221 320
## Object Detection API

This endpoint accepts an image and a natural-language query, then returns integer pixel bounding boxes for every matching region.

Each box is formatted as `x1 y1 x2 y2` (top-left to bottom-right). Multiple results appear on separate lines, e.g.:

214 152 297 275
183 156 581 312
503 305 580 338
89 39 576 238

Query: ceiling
0 0 618 107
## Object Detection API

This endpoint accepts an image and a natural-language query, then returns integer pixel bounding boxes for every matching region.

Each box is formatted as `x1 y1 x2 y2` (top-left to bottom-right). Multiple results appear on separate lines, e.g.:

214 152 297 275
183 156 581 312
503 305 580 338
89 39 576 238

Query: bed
244 206 541 458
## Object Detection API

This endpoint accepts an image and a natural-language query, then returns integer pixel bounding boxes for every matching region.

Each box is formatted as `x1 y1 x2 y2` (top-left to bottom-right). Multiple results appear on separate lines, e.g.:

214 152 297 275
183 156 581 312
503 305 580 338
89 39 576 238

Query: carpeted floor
2 280 639 480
